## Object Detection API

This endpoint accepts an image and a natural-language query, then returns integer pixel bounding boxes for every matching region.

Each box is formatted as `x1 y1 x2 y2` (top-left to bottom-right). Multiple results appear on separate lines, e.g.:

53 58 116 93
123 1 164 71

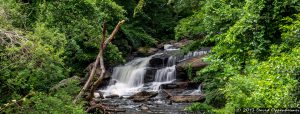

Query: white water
164 44 179 51
180 84 202 95
101 56 152 97
182 50 208 61
151 56 177 90
100 45 209 97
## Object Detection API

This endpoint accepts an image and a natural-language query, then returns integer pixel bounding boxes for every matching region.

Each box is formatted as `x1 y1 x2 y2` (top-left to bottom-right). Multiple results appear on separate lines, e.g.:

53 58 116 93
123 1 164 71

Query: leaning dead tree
73 20 125 104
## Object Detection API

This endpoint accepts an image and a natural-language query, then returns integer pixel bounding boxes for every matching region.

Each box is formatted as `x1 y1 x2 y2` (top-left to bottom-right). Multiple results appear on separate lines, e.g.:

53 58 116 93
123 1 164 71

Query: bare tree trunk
73 20 125 104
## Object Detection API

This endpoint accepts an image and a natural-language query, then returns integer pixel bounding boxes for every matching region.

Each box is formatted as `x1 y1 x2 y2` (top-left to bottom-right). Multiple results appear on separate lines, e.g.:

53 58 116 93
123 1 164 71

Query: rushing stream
98 44 209 113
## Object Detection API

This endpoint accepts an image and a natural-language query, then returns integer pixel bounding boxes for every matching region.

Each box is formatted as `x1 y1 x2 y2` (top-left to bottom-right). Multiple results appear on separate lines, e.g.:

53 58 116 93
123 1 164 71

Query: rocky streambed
92 41 211 113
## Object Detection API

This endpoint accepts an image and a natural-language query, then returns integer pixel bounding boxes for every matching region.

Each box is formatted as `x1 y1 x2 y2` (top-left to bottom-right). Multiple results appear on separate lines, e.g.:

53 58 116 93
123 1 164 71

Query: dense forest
0 0 299 113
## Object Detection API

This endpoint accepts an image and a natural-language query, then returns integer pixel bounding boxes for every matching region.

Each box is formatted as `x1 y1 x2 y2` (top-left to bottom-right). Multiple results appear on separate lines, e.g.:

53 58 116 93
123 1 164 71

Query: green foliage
168 0 200 15
180 0 300 113
0 0 29 29
175 0 245 40
133 0 145 17
0 23 68 104
175 11 205 40
1 0 183 113
185 102 214 113
187 64 193 79
31 0 126 72
223 47 299 112
94 0 126 22
125 0 178 40
3 79 85 114
104 43 125 65
121 24 157 49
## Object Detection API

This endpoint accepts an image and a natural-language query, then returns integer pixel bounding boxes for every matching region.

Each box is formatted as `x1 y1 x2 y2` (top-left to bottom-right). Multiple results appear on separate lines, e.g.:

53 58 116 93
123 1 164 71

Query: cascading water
101 56 153 97
100 44 210 97
151 56 177 90
180 50 208 62
97 45 211 114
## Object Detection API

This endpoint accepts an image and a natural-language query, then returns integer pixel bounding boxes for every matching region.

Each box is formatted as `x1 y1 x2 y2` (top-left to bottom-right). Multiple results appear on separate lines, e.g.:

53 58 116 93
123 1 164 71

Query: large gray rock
149 53 170 67
176 55 208 71
144 68 157 83
176 55 208 80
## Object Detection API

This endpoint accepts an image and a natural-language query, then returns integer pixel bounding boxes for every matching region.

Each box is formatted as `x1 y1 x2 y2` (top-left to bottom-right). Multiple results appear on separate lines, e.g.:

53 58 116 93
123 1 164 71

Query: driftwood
73 20 125 104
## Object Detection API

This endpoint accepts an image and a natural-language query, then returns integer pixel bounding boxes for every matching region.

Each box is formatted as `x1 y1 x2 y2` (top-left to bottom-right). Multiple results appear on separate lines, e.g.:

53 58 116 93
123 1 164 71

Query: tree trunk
73 20 125 104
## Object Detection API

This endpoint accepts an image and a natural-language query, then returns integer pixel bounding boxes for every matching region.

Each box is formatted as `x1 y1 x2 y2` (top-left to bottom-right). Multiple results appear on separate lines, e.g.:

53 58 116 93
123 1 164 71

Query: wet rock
144 68 157 83
176 55 208 71
176 55 208 80
161 84 179 89
136 47 158 56
149 54 170 67
105 94 120 99
128 91 158 102
161 82 200 89
170 95 205 103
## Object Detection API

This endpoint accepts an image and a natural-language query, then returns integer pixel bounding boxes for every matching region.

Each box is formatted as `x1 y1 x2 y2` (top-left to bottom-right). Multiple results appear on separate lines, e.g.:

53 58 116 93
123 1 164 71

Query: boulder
144 68 157 83
176 55 207 80
136 47 158 56
176 55 208 71
170 95 205 103
149 53 170 67
128 91 158 102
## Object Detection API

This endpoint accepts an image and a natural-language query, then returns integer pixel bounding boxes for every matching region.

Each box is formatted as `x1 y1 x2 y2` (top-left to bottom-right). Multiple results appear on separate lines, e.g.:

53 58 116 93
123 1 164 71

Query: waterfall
101 56 152 97
151 56 177 90
100 45 210 97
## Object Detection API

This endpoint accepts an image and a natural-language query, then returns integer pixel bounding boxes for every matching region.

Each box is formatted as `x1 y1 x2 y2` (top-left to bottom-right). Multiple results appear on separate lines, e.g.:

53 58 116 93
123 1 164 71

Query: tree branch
73 20 125 103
